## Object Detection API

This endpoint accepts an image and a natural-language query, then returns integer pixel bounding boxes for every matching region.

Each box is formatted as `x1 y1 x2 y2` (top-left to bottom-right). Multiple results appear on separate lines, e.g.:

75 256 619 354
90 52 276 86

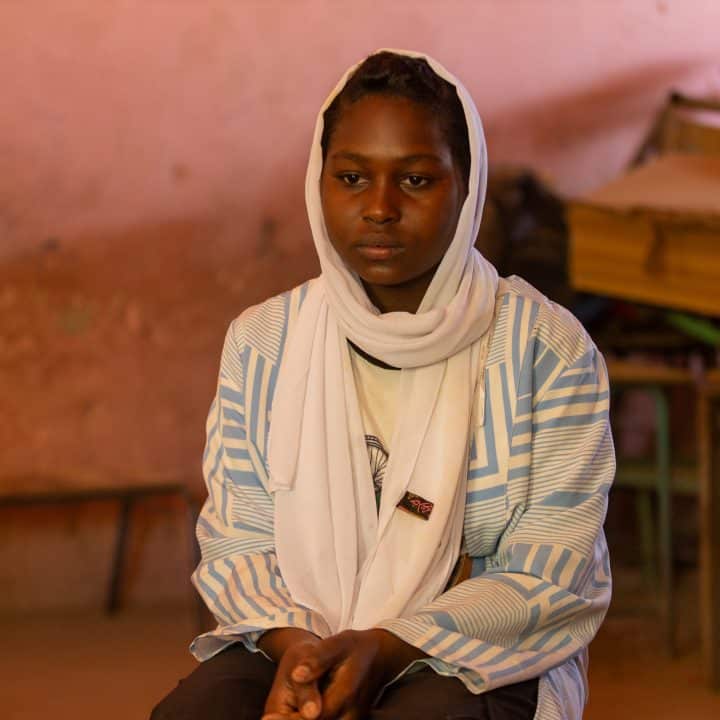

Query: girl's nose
363 179 400 225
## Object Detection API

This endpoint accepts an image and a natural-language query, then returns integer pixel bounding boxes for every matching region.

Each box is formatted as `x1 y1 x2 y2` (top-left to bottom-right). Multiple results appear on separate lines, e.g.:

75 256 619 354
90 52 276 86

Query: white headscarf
268 49 499 633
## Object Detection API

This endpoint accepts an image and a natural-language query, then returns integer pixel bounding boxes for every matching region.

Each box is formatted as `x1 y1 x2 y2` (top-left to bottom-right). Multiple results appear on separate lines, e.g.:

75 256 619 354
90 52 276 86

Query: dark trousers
151 644 538 720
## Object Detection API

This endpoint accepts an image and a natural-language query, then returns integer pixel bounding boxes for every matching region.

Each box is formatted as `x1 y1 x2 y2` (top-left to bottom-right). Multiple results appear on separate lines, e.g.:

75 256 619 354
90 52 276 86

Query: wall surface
1 0 719 612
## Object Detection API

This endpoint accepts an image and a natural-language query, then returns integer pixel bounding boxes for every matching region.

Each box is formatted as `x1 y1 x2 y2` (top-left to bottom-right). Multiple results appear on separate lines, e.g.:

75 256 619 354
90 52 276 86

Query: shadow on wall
485 59 720 191
0 206 318 614
0 212 318 489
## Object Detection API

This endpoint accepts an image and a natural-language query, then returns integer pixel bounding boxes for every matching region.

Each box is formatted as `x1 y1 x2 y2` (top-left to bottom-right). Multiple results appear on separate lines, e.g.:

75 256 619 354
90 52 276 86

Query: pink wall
1 1 719 611
1 0 719 259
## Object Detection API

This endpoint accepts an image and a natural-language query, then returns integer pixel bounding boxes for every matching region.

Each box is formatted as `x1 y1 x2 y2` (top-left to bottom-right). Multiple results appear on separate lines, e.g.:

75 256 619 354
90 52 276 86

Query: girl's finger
292 635 347 682
294 680 322 720
317 662 365 720
291 663 313 683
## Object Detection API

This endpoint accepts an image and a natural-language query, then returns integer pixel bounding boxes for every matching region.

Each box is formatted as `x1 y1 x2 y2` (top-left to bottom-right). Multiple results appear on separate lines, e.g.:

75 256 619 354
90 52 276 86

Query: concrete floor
2 570 719 720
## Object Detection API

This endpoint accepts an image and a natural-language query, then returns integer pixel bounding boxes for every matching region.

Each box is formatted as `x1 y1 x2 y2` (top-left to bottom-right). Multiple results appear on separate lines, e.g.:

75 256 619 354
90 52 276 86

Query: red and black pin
396 491 434 521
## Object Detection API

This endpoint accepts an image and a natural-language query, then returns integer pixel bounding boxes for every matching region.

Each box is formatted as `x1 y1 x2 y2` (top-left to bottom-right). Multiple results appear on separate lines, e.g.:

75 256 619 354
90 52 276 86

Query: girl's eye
339 173 363 186
402 175 430 188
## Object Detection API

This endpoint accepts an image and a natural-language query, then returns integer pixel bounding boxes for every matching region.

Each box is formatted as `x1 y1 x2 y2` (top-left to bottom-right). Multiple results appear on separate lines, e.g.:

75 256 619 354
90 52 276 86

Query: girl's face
320 94 467 313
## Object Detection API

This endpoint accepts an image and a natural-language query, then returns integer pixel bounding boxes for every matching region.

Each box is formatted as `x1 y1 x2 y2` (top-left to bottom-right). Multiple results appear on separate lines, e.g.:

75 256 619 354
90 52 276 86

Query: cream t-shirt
348 344 401 510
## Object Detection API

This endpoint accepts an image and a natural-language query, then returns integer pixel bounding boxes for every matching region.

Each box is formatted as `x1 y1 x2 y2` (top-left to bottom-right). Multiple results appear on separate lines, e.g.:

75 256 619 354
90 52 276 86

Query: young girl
152 49 613 720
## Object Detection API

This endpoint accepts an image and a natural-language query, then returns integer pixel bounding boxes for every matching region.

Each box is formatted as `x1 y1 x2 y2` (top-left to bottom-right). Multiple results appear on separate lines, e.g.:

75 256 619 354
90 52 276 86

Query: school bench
0 478 200 614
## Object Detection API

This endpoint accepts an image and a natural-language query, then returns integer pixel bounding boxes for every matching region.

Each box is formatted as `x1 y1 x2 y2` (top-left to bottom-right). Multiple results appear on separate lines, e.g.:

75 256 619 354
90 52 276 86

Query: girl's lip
355 244 404 260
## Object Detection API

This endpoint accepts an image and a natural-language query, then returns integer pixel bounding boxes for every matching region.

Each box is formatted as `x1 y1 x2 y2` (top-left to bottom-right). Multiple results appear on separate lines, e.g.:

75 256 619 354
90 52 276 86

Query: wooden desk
700 371 720 690
567 154 720 317
568 154 720 686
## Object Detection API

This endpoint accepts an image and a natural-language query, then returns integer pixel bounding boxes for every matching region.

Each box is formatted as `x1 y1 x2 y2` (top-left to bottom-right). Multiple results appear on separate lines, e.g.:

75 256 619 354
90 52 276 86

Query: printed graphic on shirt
365 434 388 510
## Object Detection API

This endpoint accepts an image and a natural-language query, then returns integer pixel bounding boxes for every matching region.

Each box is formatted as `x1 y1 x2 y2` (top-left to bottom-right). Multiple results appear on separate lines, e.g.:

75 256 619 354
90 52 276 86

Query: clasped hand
262 629 392 720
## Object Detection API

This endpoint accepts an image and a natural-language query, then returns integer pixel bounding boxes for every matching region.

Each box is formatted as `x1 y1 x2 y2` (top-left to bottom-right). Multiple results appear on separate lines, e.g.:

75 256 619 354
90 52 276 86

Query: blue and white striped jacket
190 276 614 720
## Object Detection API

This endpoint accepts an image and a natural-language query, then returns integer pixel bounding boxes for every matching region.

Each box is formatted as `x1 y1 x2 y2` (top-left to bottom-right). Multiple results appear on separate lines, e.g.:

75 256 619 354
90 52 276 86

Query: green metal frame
613 385 684 654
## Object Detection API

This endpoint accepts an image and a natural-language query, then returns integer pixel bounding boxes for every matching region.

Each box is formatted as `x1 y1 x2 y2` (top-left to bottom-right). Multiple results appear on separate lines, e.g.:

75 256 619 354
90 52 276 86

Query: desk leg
107 497 133 614
653 388 675 654
700 392 720 690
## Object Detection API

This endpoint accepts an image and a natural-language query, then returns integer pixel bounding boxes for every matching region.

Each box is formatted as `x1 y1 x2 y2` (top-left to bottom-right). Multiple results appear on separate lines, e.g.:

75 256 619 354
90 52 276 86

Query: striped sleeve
190 318 331 661
377 310 614 712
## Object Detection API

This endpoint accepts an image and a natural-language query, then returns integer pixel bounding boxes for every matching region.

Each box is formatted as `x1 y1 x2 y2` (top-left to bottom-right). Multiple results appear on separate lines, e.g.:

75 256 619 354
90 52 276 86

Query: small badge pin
397 491 434 521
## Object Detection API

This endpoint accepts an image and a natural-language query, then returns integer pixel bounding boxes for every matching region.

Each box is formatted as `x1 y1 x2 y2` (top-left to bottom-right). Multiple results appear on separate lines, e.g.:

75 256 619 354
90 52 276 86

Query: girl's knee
150 677 267 720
